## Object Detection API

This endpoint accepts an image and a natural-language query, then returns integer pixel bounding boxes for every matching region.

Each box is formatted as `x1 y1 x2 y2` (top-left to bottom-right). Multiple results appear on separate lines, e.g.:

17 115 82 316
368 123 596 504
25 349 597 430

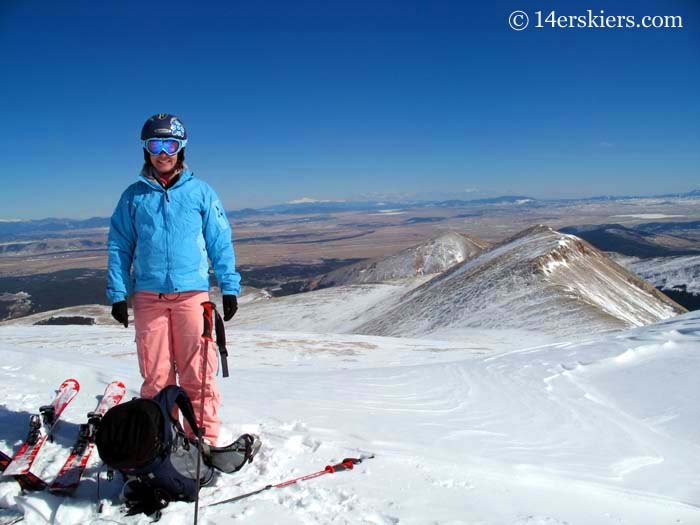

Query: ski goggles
142 138 187 156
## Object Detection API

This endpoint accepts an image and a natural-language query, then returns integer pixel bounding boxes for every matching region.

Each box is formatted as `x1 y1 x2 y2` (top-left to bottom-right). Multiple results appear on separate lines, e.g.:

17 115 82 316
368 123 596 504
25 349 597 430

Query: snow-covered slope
356 225 686 339
307 232 488 288
1 287 271 328
612 253 700 294
560 223 700 257
1 311 699 524
234 277 434 334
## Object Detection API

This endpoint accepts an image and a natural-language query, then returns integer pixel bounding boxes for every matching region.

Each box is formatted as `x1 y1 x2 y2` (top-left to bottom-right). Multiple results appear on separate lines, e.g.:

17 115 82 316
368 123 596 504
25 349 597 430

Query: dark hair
142 149 186 171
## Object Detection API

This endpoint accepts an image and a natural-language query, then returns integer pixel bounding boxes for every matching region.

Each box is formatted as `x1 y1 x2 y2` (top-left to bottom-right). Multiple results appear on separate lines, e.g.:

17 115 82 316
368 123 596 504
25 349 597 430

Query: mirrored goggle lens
144 139 182 155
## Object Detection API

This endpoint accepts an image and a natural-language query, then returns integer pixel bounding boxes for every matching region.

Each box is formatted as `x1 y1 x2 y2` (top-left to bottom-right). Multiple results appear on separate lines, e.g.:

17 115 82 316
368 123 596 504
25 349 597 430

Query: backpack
95 385 213 516
95 385 262 516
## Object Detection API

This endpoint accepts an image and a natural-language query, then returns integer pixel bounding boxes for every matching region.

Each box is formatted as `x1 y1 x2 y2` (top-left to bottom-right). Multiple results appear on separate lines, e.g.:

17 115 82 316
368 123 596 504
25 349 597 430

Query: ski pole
194 301 217 525
207 454 374 508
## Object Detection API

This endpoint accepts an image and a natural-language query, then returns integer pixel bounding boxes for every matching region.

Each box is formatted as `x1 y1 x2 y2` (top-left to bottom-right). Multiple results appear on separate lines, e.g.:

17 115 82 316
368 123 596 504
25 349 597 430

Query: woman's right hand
111 300 129 327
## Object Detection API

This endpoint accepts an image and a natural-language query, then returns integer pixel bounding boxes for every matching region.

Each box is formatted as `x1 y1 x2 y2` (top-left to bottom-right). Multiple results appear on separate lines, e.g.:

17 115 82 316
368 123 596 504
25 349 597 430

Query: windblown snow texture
0 310 699 523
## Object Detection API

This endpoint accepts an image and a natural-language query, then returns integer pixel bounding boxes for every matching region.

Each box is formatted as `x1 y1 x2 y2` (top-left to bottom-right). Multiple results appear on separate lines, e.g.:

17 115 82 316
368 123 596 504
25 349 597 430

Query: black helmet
141 113 187 141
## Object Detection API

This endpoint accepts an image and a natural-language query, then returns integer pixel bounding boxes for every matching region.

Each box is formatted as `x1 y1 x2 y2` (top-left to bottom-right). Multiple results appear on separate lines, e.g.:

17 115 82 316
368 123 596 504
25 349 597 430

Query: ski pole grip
201 302 214 341
328 460 355 473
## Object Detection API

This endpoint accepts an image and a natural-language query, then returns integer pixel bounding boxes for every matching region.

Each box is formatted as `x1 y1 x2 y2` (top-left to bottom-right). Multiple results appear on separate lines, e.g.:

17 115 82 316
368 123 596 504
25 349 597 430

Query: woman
106 113 240 444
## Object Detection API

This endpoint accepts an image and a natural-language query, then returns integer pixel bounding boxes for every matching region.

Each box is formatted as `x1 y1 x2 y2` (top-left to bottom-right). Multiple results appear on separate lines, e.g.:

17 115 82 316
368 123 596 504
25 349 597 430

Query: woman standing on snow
106 113 240 445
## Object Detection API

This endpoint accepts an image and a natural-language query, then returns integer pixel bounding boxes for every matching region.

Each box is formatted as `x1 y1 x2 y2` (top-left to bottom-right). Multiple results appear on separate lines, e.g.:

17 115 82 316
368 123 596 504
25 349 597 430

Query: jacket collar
139 165 193 191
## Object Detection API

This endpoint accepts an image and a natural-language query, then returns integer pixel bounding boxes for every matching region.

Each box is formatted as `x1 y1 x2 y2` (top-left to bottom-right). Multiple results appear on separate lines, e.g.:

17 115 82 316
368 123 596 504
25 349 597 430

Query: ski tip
62 379 81 391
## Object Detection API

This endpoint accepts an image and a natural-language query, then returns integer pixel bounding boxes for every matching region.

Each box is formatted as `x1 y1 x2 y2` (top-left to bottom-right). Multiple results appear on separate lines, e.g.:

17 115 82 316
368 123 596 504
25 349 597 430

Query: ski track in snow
0 315 699 524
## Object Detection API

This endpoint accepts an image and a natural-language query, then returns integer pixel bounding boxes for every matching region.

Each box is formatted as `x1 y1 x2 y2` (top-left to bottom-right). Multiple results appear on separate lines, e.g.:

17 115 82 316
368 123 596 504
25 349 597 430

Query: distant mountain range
3 189 700 241
226 195 539 217
241 189 700 217
0 217 109 241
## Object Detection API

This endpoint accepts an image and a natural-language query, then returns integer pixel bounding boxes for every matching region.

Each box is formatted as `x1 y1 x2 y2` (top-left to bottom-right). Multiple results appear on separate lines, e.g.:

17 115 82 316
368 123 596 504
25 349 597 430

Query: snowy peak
533 231 685 325
531 227 607 278
308 231 488 288
355 226 686 339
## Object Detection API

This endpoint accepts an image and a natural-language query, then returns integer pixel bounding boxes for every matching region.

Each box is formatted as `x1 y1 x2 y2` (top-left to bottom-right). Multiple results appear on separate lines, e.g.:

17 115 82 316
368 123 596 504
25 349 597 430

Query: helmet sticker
170 118 186 138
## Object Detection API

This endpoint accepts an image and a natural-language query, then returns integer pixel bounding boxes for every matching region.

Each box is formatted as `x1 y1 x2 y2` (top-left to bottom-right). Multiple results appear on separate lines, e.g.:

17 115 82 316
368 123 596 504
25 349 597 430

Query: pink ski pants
133 291 221 443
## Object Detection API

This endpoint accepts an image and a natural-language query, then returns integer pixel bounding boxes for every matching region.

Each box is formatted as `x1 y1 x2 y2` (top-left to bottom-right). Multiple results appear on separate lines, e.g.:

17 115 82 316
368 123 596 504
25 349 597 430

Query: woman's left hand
223 295 238 321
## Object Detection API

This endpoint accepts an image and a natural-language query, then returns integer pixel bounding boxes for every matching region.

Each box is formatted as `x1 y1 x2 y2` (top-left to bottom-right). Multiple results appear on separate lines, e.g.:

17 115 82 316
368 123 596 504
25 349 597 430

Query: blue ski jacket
106 169 241 304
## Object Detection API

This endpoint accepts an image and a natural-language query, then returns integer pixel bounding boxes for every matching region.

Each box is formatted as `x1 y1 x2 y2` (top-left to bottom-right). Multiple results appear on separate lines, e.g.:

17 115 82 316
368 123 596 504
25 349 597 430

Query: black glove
111 300 129 328
223 295 238 321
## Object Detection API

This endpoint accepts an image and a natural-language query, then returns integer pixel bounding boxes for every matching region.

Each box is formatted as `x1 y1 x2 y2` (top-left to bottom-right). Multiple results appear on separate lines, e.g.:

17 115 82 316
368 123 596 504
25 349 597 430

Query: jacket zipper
163 189 172 291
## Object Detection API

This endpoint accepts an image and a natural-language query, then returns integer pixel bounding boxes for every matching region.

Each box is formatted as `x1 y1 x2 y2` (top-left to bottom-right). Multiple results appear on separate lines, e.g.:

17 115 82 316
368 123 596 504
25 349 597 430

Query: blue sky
1 0 698 219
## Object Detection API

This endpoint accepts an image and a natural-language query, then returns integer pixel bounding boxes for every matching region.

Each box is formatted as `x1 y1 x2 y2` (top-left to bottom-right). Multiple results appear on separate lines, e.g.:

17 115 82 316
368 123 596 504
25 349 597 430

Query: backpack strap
123 479 170 518
153 385 201 440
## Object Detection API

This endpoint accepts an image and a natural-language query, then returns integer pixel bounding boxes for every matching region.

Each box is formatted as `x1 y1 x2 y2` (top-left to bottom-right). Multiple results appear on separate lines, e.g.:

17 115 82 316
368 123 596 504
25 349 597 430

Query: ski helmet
141 113 187 141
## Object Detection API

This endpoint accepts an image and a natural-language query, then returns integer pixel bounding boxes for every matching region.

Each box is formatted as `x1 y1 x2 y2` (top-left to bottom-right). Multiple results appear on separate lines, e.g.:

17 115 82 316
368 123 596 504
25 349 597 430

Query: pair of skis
1 379 126 495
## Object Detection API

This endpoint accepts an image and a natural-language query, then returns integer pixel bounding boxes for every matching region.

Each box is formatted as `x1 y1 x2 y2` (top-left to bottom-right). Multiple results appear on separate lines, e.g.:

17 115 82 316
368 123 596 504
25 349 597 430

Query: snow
1 308 700 524
288 198 343 204
612 214 686 219
235 279 434 334
613 254 700 295
541 257 568 275
312 232 486 287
